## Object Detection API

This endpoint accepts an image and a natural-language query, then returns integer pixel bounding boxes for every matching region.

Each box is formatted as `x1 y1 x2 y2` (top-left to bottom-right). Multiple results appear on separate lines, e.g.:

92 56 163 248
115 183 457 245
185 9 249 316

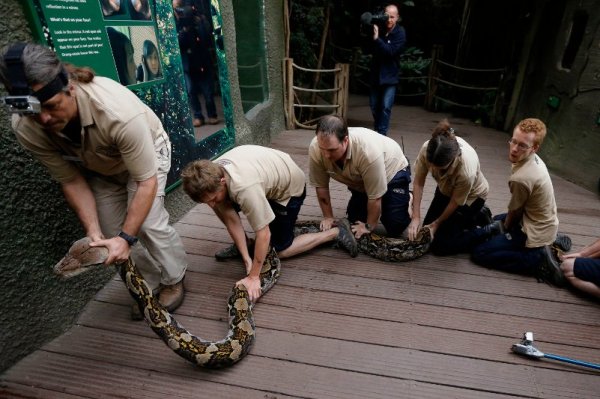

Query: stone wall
513 0 600 193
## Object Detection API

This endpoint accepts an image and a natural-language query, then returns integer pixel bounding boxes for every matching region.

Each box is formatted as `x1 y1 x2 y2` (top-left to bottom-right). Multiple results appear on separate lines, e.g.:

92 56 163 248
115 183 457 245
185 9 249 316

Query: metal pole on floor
511 332 600 371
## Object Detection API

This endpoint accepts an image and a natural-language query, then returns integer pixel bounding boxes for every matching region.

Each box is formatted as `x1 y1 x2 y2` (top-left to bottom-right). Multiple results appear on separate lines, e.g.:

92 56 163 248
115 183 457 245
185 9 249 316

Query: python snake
294 220 432 261
54 237 280 368
53 222 429 368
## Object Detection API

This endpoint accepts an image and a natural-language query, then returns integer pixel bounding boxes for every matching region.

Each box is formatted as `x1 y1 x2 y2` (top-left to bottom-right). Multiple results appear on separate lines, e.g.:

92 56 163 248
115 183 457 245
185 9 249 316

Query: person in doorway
0 42 188 319
471 118 571 285
181 145 357 301
366 3 406 135
407 119 499 255
309 115 411 240
173 0 219 127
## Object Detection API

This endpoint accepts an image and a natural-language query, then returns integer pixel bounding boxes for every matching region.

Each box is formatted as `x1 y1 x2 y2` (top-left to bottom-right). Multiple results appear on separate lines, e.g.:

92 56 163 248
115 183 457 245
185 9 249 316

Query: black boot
481 220 504 237
535 246 566 287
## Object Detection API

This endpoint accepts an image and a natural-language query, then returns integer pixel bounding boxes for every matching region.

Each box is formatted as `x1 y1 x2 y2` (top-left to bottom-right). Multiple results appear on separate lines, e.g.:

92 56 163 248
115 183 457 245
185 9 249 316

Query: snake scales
295 220 431 262
54 237 281 368
53 222 429 368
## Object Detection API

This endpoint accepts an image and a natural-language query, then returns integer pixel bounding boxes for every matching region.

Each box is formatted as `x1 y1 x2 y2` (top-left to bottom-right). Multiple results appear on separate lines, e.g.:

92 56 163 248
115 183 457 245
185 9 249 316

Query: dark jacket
175 15 214 75
370 24 406 85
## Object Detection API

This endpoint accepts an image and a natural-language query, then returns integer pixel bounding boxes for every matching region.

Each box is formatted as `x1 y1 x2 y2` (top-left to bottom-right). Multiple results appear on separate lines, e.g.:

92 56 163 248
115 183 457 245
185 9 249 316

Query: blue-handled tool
511 332 600 370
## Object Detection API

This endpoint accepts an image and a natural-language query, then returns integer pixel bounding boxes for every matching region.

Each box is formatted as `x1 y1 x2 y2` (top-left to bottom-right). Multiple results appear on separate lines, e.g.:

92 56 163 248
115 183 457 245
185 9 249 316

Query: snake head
53 237 109 279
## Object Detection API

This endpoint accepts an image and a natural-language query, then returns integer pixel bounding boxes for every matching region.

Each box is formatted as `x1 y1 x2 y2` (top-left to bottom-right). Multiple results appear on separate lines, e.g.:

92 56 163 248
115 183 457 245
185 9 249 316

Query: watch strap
118 231 138 246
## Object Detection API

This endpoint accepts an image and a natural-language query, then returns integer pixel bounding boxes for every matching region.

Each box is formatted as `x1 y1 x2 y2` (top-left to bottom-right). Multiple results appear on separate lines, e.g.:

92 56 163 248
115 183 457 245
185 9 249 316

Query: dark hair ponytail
426 119 460 167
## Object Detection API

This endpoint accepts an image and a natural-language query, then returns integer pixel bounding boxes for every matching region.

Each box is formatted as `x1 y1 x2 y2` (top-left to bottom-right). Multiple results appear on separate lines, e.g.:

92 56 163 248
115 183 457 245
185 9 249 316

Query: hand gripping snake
53 222 429 368
294 220 432 262
54 237 281 369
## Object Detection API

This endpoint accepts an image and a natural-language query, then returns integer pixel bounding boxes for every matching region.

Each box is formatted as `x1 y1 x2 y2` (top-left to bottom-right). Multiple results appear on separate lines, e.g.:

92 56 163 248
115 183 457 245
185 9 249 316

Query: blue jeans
347 167 411 237
369 84 396 135
424 188 490 255
471 214 544 274
184 70 217 121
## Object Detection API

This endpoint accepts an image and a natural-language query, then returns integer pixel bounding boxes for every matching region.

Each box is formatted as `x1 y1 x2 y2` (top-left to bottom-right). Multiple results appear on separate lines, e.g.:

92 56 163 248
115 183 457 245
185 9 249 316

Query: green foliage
353 46 431 97
398 46 430 97
399 47 430 76
289 0 331 69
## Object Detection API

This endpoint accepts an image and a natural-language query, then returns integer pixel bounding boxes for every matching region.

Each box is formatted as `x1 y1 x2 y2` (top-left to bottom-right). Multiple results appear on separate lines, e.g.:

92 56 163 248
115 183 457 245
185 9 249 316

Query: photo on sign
106 25 162 86
100 0 152 21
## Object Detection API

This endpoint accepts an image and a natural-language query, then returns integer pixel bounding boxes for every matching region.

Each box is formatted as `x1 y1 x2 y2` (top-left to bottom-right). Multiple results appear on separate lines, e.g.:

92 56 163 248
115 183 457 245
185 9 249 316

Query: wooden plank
35 325 600 399
98 276 600 352
87 287 600 370
3 346 526 399
4 98 600 399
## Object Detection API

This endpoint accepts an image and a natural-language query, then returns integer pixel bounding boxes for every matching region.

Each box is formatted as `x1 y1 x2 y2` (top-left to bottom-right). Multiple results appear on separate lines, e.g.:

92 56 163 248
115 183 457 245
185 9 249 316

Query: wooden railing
325 42 505 124
283 58 349 129
425 45 505 123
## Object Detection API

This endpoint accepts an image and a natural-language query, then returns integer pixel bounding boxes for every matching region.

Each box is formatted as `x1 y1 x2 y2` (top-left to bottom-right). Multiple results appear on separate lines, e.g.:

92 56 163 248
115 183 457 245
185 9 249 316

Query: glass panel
172 0 229 142
232 0 269 114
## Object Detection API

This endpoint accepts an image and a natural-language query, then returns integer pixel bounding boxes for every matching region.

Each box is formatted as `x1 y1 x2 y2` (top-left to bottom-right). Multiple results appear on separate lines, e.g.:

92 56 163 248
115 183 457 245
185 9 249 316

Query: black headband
31 68 69 103
4 42 68 103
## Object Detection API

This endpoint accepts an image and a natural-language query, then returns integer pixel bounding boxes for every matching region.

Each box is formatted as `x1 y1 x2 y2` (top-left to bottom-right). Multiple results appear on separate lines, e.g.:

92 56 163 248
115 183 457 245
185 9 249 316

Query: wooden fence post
283 58 295 129
425 44 442 111
335 63 349 119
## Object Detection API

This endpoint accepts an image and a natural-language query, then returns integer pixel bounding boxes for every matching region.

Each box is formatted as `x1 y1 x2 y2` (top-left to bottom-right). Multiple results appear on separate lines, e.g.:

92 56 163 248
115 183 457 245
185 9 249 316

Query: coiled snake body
53 221 429 368
54 237 280 369
295 220 431 262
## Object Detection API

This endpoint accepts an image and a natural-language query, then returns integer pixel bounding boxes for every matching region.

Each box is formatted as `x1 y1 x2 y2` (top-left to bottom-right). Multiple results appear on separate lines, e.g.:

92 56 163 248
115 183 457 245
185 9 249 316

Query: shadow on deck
2 99 600 398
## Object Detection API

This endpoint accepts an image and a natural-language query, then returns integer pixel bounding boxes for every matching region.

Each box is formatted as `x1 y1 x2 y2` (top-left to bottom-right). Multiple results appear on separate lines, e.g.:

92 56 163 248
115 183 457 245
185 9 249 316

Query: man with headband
0 42 188 320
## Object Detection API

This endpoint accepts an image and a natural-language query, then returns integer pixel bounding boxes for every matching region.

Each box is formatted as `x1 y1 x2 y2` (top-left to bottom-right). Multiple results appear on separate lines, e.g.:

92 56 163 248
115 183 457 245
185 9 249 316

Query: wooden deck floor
2 102 600 398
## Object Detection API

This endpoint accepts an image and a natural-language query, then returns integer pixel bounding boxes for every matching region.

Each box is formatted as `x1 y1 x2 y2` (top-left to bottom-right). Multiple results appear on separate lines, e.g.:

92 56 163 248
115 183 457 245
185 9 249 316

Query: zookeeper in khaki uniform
408 119 493 256
180 145 357 302
309 115 411 239
0 43 188 319
471 118 570 286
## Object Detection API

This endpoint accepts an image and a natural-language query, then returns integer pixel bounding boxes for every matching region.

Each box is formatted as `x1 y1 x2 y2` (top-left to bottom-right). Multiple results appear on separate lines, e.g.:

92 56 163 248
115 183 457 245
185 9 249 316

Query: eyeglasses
508 138 533 151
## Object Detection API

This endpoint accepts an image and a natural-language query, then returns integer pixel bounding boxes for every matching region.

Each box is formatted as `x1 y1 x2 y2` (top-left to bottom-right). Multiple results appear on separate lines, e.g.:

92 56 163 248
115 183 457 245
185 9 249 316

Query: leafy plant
398 46 431 97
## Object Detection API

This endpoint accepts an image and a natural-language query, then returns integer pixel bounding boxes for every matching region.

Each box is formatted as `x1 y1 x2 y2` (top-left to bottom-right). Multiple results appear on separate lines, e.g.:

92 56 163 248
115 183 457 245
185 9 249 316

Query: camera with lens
1 95 41 114
360 10 389 34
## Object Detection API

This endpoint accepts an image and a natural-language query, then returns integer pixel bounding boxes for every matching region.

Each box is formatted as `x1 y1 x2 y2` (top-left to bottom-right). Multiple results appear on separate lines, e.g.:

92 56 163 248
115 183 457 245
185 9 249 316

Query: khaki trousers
88 132 187 289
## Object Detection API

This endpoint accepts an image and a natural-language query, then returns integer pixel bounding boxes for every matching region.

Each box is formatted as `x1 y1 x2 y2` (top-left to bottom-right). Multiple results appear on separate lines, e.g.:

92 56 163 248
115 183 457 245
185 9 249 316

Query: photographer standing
367 3 405 136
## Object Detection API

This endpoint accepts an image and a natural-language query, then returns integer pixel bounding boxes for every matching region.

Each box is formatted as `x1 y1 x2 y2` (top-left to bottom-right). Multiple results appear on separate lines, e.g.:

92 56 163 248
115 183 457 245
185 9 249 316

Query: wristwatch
365 223 372 232
118 231 139 247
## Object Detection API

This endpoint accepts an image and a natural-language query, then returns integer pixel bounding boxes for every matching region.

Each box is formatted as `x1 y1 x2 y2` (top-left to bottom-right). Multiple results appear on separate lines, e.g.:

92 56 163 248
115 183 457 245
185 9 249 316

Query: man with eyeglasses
471 118 571 285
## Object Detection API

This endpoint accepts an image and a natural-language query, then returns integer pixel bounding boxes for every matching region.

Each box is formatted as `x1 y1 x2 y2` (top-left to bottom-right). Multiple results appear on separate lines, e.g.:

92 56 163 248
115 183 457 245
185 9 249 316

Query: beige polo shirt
508 153 558 247
413 136 489 206
216 145 306 231
12 76 163 184
308 127 408 199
